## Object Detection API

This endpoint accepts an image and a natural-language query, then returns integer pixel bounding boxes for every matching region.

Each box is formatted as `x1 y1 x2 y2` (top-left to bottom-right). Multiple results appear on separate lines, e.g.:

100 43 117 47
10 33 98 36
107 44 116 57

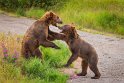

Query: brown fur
21 11 65 59
60 24 101 79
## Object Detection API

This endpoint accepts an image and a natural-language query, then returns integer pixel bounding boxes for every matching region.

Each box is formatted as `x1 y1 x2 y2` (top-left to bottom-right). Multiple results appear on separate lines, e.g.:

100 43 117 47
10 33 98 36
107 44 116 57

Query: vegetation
58 0 124 35
0 0 124 35
0 0 66 10
0 33 70 83
0 0 124 82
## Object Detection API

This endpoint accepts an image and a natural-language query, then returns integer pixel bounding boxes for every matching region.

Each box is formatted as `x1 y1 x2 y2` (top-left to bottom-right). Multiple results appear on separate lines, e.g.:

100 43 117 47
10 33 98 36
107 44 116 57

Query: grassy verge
0 33 70 83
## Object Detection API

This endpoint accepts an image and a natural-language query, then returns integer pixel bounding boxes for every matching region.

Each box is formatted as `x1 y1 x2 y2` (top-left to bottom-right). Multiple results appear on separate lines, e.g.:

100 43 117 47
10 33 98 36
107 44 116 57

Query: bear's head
60 24 78 39
42 11 62 27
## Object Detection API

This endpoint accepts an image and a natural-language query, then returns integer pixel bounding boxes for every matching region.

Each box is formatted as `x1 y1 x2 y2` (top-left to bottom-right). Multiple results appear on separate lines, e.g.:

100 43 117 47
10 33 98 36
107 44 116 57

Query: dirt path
0 14 124 83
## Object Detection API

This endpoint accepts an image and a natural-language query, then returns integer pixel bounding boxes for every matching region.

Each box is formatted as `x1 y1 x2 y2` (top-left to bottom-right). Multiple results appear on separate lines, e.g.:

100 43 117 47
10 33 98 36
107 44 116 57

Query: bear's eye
57 16 59 19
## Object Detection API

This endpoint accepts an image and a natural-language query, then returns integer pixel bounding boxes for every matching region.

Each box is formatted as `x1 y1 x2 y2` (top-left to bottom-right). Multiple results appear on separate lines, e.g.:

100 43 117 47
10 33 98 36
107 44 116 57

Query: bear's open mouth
54 23 57 27
52 20 62 27
53 23 59 27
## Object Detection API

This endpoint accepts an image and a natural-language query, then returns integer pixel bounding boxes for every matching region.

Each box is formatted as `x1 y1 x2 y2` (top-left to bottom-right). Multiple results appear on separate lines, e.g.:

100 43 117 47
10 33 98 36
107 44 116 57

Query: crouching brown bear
60 24 101 79
21 11 65 59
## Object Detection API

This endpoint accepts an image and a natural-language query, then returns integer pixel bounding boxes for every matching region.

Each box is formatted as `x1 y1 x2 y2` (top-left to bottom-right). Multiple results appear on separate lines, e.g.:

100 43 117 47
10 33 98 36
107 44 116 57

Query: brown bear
59 24 101 79
21 11 65 59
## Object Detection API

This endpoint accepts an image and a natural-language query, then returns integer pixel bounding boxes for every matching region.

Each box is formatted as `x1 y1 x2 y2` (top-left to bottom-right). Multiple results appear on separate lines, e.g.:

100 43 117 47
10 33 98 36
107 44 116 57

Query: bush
22 58 68 83
25 8 45 19
0 0 67 11
22 58 49 79
16 8 25 16
0 0 18 10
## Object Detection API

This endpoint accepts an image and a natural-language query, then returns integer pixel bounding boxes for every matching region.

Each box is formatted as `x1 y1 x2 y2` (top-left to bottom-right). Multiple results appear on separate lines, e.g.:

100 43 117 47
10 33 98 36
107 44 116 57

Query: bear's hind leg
89 55 101 79
33 48 42 59
77 59 88 76
21 44 31 59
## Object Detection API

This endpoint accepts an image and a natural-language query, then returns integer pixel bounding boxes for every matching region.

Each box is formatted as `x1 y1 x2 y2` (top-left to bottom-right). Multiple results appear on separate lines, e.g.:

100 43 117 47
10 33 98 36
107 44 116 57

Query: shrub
22 58 47 78
22 58 68 83
0 0 67 11
25 8 45 19
16 8 25 16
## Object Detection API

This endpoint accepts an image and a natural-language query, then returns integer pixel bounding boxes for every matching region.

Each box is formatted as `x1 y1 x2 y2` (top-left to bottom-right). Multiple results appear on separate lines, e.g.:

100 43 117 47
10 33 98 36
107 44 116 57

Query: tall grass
22 58 68 83
0 33 70 83
0 33 22 58
58 0 124 35
25 8 45 19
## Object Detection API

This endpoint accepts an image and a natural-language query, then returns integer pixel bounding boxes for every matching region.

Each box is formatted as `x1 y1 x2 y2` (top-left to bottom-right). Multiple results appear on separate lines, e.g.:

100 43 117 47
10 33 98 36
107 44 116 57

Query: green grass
0 33 70 83
58 0 124 35
25 8 45 19
22 58 68 83
41 41 71 68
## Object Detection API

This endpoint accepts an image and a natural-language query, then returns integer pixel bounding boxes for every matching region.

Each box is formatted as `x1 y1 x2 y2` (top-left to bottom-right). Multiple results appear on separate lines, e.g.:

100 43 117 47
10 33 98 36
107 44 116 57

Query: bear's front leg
64 53 78 67
39 40 60 49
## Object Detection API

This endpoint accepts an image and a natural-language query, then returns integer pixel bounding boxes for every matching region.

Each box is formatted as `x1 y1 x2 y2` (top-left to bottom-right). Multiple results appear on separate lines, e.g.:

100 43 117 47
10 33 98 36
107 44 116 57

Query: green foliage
3 56 17 63
21 77 46 83
0 0 66 10
16 8 25 16
116 27 124 35
0 0 18 10
22 58 44 78
25 8 45 19
22 58 68 83
41 41 71 68
0 58 46 83
96 12 119 28
59 0 124 35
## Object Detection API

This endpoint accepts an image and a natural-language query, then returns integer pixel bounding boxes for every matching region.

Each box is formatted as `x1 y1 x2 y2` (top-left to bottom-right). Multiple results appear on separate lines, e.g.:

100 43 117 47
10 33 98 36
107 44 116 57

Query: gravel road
0 14 124 83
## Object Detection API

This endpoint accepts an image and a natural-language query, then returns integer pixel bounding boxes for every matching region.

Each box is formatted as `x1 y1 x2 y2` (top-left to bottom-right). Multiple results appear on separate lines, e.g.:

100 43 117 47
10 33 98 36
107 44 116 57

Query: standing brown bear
21 11 64 59
60 24 101 79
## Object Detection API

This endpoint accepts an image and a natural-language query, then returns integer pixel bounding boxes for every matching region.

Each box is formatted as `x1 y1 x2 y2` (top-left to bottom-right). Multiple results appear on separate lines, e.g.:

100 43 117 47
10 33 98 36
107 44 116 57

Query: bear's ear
71 25 75 33
70 23 75 28
71 23 74 25
44 11 53 18
71 24 75 30
49 11 54 18
71 26 78 38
